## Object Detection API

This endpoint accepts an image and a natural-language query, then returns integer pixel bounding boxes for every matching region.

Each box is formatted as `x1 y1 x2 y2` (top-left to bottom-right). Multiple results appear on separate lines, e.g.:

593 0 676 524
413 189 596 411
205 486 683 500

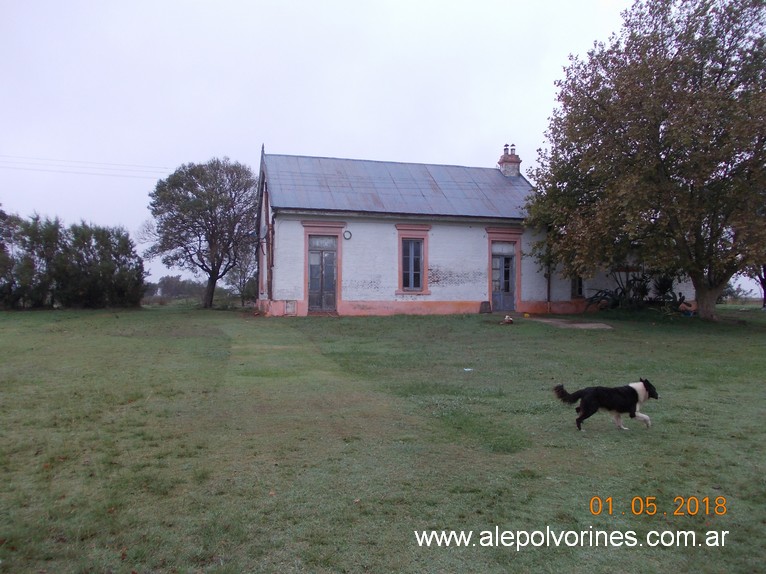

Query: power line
0 154 171 171
0 154 171 180
0 159 167 175
0 164 162 180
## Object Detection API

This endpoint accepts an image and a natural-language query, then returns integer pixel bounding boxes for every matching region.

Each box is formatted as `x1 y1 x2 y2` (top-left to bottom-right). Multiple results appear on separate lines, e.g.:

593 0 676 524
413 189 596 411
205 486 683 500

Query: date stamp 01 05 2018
589 495 728 517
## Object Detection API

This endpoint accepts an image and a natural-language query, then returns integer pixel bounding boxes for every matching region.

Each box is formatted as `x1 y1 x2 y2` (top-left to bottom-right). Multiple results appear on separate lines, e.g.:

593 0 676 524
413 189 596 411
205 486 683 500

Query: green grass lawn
1 306 764 573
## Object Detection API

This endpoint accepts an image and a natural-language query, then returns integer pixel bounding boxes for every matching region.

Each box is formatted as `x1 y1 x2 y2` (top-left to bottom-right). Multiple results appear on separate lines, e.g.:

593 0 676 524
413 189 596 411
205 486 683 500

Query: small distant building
254 145 664 316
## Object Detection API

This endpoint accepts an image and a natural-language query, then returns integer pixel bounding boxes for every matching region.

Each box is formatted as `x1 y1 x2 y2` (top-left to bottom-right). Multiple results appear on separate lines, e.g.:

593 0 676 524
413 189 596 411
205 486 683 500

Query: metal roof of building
261 153 531 220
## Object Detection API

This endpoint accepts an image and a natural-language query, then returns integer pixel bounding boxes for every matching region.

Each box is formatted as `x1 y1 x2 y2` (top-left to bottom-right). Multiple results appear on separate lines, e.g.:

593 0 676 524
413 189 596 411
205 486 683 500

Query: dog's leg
635 412 652 428
611 412 629 430
576 400 598 431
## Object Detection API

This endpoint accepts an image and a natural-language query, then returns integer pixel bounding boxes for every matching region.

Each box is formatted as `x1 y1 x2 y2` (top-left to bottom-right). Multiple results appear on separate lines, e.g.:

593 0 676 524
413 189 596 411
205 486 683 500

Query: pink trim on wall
338 299 479 316
517 299 589 314
257 297 590 317
258 298 482 316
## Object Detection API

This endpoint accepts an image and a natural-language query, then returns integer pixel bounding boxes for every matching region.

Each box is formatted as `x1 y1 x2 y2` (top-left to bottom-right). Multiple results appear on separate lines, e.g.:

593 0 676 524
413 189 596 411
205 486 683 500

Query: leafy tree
145 158 258 308
143 281 159 297
157 275 206 300
17 215 66 308
0 209 144 309
56 223 145 308
0 207 21 307
157 275 185 298
717 280 754 302
525 0 766 320
743 263 766 308
223 238 258 306
105 227 147 306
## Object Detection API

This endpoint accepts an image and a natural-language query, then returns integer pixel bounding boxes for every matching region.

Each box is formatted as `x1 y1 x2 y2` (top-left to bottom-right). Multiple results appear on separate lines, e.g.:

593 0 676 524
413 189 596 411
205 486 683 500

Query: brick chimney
497 143 521 177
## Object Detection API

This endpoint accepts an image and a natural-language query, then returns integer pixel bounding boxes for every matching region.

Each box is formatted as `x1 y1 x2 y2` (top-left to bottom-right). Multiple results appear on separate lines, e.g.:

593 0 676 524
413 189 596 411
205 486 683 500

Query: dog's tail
553 384 583 404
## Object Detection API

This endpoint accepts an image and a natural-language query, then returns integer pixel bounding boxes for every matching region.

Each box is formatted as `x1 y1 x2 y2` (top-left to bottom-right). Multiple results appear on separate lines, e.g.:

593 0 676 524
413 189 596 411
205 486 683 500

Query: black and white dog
554 378 659 431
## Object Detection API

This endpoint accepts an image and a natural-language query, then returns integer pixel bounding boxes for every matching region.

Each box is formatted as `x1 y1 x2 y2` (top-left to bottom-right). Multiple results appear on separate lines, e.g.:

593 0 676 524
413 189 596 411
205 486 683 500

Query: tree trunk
693 283 726 321
203 275 217 308
686 266 735 321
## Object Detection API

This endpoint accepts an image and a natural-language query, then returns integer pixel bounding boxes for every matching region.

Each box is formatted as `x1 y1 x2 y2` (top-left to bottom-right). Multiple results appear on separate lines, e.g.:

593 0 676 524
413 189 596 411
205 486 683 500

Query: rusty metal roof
261 153 530 220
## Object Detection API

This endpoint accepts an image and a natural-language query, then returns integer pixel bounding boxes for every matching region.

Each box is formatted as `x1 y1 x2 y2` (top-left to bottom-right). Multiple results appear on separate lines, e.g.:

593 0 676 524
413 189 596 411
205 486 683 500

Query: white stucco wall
271 216 498 304
339 219 396 300
519 228 551 302
417 222 489 301
271 217 305 301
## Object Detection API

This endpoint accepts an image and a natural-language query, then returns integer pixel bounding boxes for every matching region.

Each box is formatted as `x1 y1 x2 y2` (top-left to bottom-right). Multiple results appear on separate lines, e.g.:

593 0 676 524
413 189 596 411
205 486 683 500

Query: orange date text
589 496 728 517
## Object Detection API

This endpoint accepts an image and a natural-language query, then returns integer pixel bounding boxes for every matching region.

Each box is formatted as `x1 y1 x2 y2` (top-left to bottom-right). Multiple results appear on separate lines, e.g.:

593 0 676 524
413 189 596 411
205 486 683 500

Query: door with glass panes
491 242 515 311
308 235 337 312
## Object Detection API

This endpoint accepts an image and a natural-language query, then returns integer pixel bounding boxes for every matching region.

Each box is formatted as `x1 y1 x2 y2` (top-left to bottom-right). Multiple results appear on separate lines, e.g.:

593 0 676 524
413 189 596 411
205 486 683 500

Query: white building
255 146 652 316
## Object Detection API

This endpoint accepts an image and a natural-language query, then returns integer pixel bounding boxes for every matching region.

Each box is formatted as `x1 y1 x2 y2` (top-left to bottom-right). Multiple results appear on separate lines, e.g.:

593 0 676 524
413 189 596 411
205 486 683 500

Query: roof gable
261 153 531 220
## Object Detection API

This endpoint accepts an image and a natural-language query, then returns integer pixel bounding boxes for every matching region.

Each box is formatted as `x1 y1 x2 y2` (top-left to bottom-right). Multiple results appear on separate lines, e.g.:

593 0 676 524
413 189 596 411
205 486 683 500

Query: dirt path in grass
527 317 613 330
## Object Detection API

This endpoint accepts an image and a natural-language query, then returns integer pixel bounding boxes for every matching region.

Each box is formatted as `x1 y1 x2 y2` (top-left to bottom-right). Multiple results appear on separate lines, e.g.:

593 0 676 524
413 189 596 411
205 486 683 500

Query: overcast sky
2 0 634 280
